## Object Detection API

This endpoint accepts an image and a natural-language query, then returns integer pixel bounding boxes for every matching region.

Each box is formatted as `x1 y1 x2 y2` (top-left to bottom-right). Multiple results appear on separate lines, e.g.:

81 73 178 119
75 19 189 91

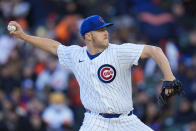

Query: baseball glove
158 80 183 107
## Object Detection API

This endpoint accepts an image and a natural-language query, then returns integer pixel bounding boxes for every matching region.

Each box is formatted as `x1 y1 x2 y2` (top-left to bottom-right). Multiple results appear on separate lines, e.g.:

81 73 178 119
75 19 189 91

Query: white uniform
57 43 153 131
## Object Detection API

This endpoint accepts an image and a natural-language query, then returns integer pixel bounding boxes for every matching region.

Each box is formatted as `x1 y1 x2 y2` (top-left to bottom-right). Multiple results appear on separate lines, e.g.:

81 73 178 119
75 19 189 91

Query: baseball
7 25 16 32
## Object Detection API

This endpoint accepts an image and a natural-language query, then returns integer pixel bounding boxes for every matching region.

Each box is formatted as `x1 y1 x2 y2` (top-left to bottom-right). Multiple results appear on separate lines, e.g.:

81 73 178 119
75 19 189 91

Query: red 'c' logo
98 64 116 83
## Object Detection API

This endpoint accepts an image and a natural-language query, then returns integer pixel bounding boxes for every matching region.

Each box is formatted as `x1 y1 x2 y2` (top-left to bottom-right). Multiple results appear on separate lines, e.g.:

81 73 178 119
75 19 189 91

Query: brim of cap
93 23 113 31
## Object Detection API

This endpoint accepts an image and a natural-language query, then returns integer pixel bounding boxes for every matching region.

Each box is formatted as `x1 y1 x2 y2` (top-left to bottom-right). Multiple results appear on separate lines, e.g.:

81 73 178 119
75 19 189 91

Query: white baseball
7 25 16 31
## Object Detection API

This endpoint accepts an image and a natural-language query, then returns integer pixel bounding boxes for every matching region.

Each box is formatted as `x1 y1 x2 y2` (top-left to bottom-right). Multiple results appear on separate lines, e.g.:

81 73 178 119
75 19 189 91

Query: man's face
90 27 109 48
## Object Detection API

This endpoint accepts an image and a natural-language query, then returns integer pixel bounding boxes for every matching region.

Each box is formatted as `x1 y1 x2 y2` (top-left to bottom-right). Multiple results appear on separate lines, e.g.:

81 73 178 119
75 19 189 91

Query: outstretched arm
8 21 60 56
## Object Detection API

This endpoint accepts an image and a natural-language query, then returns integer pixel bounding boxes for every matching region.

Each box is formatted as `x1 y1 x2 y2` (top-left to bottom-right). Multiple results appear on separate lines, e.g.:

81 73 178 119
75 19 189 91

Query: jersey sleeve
57 44 75 69
117 43 144 66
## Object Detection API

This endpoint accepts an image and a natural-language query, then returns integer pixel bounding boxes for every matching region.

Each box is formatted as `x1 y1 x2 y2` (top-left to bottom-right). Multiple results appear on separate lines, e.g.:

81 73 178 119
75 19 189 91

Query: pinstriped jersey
57 43 144 114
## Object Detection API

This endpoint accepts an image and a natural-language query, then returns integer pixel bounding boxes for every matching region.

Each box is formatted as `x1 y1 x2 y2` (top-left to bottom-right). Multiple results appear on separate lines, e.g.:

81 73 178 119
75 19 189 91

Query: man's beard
91 33 109 51
93 39 109 49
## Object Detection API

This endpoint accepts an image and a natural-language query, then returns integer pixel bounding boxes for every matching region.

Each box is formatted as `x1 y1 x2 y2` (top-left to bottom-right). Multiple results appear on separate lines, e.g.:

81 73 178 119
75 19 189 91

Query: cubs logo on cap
80 15 113 36
97 64 116 83
99 17 105 23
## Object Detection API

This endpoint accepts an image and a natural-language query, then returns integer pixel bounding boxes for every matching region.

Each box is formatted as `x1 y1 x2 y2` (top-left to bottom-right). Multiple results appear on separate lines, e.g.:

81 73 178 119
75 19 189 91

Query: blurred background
0 0 196 131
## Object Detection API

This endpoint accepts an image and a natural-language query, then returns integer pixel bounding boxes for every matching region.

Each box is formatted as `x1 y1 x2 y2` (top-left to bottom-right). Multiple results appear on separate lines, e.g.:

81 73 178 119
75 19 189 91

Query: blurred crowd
0 0 196 131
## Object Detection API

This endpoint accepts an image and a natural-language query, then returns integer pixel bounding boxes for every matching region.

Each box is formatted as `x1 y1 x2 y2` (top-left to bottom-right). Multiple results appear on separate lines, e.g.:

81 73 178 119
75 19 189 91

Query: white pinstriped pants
79 112 154 131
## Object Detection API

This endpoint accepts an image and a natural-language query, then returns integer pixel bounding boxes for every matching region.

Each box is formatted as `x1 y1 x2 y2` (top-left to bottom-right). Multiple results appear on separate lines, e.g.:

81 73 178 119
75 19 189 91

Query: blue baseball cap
80 15 113 36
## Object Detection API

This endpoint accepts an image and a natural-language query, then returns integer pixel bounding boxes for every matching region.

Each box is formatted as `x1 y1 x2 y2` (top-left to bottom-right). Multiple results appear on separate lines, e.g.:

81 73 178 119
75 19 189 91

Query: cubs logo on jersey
97 64 116 83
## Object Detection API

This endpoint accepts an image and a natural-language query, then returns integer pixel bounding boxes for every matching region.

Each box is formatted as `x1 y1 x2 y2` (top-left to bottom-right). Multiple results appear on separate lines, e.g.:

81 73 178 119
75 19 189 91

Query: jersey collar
86 51 102 60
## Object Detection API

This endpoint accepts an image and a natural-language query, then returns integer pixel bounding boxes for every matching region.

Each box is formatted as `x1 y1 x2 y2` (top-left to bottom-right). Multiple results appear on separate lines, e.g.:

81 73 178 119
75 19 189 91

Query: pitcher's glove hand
158 80 183 107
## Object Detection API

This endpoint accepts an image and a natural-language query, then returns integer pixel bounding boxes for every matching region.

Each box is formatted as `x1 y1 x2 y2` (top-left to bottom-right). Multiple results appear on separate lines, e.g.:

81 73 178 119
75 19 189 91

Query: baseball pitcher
8 15 182 131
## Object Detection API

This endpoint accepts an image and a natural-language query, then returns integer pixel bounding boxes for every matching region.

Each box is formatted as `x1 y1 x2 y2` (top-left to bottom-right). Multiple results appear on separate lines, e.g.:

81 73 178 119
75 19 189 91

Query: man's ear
85 33 92 41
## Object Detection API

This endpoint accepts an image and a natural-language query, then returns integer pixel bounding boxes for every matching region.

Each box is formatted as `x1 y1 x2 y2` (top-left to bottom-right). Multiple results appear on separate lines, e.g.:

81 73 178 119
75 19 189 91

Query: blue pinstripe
57 43 153 131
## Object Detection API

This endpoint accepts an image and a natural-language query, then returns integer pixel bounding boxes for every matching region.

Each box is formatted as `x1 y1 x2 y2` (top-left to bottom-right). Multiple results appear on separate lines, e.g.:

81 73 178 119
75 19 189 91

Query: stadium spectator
42 92 73 131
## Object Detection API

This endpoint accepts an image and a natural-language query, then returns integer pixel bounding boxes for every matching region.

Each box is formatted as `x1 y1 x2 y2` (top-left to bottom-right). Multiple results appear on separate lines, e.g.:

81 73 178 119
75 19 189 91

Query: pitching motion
7 15 183 131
